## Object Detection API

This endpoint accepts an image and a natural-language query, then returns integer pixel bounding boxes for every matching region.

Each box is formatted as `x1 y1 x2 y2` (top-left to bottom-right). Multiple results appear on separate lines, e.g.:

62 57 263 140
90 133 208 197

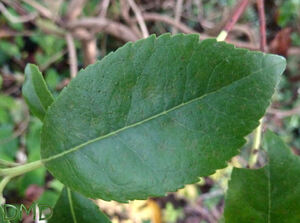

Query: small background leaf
22 64 54 120
49 188 111 223
224 131 300 223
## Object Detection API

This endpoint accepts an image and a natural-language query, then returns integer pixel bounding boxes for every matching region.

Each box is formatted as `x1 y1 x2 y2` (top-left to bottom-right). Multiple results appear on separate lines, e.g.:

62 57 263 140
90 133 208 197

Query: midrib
267 164 271 223
42 61 281 164
67 188 78 223
42 93 203 162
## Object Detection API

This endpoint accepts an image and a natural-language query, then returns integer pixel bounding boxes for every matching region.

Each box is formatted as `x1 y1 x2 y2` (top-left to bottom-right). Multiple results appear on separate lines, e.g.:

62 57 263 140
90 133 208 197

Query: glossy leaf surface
22 64 54 120
49 188 111 223
225 131 300 222
41 34 286 202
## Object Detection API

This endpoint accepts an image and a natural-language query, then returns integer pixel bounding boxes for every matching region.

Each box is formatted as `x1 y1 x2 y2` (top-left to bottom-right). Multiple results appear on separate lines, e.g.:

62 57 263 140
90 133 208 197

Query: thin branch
288 47 300 55
82 38 97 66
229 24 256 44
172 0 184 34
217 0 249 41
66 0 87 21
120 0 132 23
199 189 224 200
185 206 217 223
0 29 33 38
127 0 149 38
120 0 142 37
99 0 110 18
0 2 37 23
100 34 108 57
64 12 298 53
139 13 262 49
0 160 43 178
66 33 78 78
268 106 300 118
1 0 27 14
257 0 267 51
67 18 139 42
0 176 11 205
21 0 55 20
0 159 20 168
223 0 249 33
72 28 92 40
65 0 97 68
141 13 197 34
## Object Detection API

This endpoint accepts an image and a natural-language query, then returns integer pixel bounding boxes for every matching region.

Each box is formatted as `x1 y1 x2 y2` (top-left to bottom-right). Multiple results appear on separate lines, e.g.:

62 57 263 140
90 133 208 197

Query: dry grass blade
66 33 78 78
67 18 139 42
127 0 149 38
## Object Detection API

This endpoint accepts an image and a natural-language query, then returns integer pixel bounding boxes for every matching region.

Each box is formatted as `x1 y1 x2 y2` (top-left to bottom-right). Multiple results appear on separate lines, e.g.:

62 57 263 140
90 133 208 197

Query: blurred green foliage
163 203 184 223
277 0 300 27
0 95 18 162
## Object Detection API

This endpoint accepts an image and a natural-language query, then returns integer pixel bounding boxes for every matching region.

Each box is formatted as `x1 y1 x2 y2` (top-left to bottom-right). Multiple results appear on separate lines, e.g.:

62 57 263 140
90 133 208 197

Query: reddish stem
257 0 266 52
224 0 249 33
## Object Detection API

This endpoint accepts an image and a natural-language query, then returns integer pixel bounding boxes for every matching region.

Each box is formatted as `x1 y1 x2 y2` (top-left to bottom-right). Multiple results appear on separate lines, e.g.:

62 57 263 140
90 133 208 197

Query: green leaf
0 209 10 223
38 190 60 208
0 40 21 58
0 125 18 162
37 180 64 207
26 118 43 161
45 68 60 91
224 131 300 222
0 95 15 110
41 34 286 202
49 188 111 223
22 64 54 121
